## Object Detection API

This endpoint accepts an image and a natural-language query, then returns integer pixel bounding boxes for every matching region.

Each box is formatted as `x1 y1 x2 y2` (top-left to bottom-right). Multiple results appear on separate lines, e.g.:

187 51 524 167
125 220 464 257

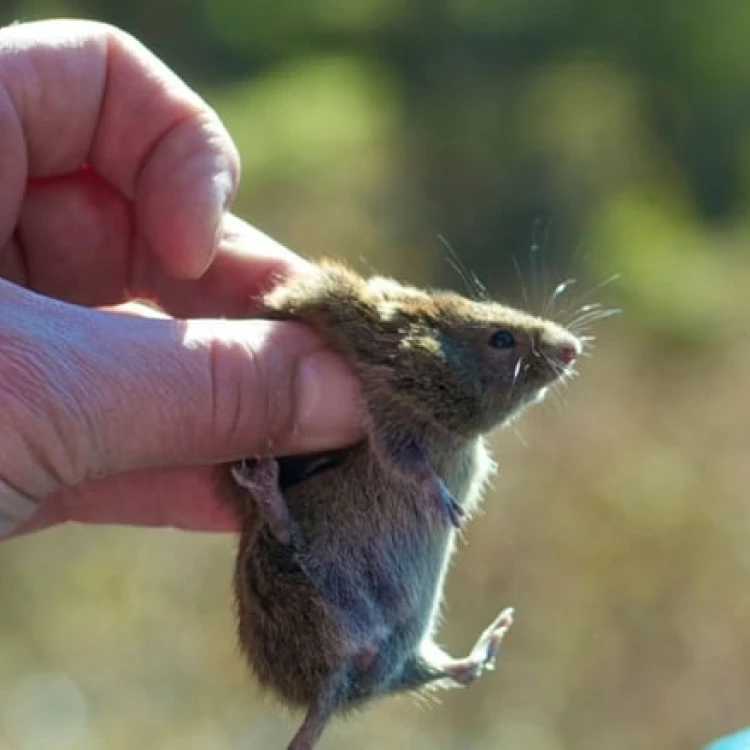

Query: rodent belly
240 529 447 706
238 448 456 705
238 534 350 706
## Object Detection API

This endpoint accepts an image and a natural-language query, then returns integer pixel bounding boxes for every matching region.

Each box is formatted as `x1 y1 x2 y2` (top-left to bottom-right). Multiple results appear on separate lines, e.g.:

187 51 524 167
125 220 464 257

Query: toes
231 457 279 492
252 458 281 485
435 477 465 529
470 607 514 668
490 607 515 634
230 459 291 543
230 462 256 491
447 502 464 529
450 662 482 685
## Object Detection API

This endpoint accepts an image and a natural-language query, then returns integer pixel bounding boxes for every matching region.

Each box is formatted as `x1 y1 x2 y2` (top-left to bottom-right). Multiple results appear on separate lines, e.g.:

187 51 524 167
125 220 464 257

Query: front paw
375 438 464 530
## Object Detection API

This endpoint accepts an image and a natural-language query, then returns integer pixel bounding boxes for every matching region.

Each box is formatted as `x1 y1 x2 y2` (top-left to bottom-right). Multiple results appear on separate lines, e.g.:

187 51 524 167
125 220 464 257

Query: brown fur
228 261 581 749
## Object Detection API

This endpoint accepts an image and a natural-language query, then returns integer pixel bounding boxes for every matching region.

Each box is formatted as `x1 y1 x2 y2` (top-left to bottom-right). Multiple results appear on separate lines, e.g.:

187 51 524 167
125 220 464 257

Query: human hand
0 19 362 538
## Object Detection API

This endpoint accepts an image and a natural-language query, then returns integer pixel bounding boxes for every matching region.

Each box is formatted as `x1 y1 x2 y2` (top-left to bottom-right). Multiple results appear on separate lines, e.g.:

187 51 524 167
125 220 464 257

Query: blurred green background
1 2 750 749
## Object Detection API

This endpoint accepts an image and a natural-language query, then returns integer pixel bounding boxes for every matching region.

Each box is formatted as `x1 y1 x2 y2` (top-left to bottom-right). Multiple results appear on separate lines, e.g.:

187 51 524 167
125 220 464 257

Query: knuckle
0 307 98 491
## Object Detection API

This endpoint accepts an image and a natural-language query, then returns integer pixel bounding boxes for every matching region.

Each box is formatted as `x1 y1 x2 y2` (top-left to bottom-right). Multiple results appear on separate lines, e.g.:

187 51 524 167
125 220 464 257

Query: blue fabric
706 728 750 750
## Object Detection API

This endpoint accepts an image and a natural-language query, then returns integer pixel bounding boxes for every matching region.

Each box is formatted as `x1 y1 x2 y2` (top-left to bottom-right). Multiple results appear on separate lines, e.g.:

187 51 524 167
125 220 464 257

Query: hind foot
446 606 515 686
385 607 515 696
231 458 292 544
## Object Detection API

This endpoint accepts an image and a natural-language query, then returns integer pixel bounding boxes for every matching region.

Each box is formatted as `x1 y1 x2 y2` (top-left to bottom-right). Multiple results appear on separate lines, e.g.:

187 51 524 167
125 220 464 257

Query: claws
443 606 515 686
381 438 465 530
434 475 465 529
470 606 515 671
231 458 293 545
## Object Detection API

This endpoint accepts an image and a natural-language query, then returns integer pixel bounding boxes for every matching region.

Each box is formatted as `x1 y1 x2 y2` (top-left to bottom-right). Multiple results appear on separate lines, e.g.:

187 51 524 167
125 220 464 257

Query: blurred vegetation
1 2 750 749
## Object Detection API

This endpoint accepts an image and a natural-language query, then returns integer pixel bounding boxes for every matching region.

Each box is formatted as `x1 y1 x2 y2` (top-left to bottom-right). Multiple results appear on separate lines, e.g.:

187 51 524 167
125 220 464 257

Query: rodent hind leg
230 458 292 544
287 672 349 750
392 607 514 693
376 436 464 528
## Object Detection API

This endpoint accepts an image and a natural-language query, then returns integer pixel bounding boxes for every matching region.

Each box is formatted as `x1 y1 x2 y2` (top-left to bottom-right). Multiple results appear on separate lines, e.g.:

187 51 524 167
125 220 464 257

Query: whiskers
437 233 489 302
568 305 621 329
551 273 622 339
539 349 579 416
544 277 577 317
541 271 621 395
541 349 578 387
508 221 621 347
512 217 555 313
509 355 526 397
436 226 620 367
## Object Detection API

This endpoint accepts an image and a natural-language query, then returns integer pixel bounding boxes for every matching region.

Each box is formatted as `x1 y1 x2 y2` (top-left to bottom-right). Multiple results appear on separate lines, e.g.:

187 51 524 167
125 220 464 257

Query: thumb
87 311 364 474
0 283 362 498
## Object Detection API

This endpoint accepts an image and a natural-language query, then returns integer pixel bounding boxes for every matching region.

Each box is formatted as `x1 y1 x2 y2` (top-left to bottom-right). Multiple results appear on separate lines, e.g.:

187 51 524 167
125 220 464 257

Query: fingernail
217 165 236 211
295 352 362 451
203 173 236 274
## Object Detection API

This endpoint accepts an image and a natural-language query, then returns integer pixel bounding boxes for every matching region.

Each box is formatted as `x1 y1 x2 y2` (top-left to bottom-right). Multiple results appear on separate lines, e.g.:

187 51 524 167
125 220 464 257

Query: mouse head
264 262 582 437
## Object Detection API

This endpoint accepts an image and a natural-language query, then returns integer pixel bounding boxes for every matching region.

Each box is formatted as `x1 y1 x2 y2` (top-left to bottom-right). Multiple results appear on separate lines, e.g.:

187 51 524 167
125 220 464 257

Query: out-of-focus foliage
1 2 749 749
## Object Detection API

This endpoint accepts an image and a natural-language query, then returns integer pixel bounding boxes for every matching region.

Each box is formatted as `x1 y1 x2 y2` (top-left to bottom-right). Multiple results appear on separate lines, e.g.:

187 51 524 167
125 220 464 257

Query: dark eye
489 330 516 349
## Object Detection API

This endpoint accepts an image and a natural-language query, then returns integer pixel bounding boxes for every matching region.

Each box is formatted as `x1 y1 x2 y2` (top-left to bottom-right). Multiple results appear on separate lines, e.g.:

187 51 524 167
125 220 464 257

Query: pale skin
0 19 362 538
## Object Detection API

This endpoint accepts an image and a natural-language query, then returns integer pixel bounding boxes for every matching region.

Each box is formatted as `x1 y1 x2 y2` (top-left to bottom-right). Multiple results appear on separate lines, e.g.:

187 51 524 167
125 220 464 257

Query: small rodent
228 260 582 750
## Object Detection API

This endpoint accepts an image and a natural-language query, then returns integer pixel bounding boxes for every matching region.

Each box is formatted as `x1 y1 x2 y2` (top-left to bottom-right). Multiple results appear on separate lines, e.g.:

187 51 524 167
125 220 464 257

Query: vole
228 260 582 750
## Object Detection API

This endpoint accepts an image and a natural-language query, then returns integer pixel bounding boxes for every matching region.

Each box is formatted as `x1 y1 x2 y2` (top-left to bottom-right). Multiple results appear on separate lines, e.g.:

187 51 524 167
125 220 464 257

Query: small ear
262 261 383 358
264 261 365 318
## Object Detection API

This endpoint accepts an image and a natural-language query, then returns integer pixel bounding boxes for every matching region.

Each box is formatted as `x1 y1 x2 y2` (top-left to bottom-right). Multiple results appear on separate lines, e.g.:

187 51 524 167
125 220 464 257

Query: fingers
0 283 362 500
10 170 307 312
90 21 240 278
12 467 241 536
87 313 363 471
0 20 360 541
12 169 305 315
0 19 300 317
14 169 131 304
130 214 312 317
0 19 239 282
1 285 362 539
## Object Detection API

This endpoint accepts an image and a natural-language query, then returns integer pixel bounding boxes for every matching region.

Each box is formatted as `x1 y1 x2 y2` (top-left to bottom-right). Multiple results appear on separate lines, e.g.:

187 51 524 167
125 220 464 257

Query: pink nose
558 345 579 365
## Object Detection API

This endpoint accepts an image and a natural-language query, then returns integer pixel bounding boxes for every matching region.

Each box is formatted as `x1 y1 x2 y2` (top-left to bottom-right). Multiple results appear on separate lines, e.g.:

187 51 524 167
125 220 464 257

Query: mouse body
229 261 582 749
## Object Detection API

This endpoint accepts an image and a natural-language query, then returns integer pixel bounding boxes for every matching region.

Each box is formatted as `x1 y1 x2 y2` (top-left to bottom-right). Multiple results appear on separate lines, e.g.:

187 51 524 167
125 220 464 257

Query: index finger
0 19 240 279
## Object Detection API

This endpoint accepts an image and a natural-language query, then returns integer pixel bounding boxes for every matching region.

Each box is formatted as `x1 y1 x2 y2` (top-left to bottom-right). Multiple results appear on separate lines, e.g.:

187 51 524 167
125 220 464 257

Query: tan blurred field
3 263 749 749
2 2 750 748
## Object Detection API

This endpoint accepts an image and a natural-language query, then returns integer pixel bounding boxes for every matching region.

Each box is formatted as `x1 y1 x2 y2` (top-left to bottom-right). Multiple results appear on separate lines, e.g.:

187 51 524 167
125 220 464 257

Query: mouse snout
558 344 579 365
542 331 582 367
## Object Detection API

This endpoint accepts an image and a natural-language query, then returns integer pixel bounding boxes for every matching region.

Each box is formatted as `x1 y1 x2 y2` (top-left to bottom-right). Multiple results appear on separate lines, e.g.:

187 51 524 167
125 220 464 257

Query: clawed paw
231 458 292 544
379 438 464 530
433 476 465 529
471 607 515 671
231 458 279 492
442 606 514 687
